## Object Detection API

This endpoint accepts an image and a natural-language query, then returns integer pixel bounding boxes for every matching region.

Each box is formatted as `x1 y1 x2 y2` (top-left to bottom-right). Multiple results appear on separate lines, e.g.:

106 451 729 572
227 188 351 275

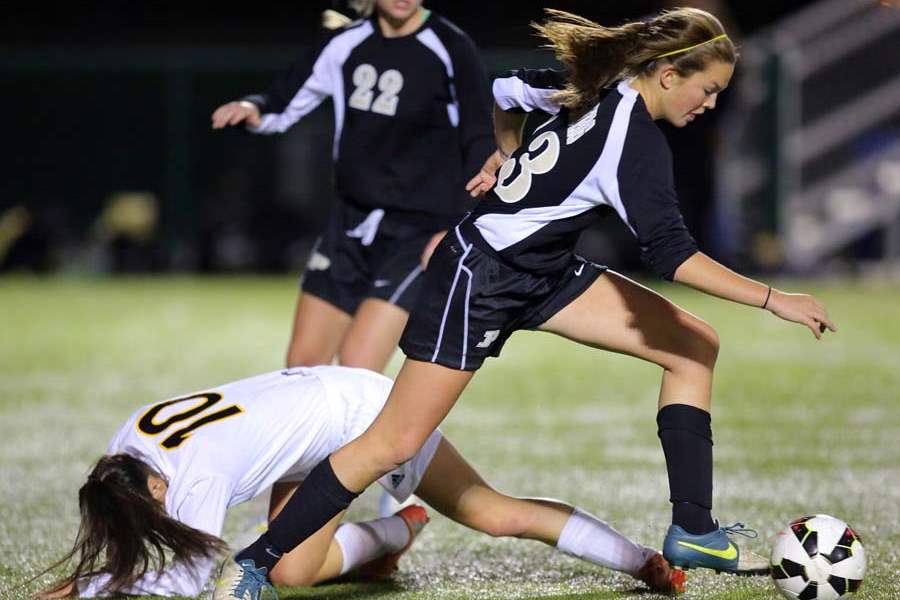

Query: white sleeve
249 47 337 135
492 68 566 115
77 562 214 598
250 23 373 135
77 477 231 598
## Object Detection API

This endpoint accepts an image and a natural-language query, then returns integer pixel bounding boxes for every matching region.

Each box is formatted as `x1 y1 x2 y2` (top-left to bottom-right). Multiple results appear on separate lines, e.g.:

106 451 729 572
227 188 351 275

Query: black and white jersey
470 69 698 279
244 13 494 230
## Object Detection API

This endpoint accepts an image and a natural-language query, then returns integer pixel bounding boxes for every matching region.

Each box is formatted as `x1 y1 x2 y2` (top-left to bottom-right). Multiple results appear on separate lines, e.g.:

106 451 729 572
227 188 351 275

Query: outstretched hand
33 581 75 599
211 101 262 130
465 150 508 198
766 290 836 339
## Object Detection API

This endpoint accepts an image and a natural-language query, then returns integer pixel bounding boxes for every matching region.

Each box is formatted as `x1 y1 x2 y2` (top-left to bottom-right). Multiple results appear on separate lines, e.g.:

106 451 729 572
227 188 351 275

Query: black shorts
400 220 606 371
301 202 436 315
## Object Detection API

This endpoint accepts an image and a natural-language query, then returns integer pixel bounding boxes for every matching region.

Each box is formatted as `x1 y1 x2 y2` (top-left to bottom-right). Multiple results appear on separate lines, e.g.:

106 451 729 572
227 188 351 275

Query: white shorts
279 366 442 502
376 429 442 502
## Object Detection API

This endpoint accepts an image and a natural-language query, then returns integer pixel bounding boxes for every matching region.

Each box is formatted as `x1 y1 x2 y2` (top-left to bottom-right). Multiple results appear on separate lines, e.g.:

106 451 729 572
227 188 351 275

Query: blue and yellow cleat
663 523 770 576
212 558 278 600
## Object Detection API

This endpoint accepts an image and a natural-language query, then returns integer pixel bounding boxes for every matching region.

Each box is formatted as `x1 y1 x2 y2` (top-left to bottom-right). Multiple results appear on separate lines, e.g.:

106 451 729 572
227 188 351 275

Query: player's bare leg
266 482 346 586
338 298 409 371
538 270 718 412
285 293 352 367
414 438 685 594
414 438 571 542
331 359 474 492
538 270 767 575
338 297 417 516
265 482 426 586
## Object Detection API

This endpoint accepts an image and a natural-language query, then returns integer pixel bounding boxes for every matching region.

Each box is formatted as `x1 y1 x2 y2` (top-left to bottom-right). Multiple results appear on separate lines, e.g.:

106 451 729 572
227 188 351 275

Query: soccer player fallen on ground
211 0 493 374
34 367 684 599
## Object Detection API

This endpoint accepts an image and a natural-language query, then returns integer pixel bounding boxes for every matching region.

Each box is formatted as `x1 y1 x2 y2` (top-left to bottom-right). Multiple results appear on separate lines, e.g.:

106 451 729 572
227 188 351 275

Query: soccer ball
770 514 866 599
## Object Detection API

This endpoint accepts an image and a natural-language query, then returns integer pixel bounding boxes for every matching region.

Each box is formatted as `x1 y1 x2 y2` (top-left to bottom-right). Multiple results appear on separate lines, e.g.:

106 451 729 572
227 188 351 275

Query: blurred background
3 5 900 598
3 0 900 278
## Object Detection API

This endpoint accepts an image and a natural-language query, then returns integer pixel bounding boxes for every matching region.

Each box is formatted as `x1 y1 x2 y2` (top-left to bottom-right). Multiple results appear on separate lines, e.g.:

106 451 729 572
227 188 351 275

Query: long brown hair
36 454 227 594
532 7 737 112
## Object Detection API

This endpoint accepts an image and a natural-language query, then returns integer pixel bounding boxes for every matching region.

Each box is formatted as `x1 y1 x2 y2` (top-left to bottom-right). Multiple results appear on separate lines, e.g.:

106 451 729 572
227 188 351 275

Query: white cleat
212 558 278 600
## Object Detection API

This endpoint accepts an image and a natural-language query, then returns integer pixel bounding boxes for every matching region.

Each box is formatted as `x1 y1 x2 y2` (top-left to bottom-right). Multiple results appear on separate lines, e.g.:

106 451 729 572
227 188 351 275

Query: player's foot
663 523 770 575
212 558 278 600
635 551 687 594
357 504 429 580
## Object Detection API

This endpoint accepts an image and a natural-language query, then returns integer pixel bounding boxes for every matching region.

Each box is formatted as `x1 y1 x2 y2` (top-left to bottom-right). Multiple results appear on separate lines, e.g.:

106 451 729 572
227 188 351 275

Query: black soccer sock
657 404 716 535
236 456 360 573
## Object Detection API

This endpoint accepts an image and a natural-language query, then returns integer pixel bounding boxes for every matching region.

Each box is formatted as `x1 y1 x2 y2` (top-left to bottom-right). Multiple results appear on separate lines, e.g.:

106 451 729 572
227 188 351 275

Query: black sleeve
441 25 495 193
492 68 568 114
616 119 698 280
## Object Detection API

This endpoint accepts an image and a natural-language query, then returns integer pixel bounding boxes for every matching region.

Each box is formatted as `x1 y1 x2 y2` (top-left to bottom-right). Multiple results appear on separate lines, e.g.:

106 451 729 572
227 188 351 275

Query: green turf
1 275 897 599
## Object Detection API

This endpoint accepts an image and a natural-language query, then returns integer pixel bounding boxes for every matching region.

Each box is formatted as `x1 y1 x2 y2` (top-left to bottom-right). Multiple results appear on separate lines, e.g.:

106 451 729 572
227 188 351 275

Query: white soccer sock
333 515 410 575
556 508 654 575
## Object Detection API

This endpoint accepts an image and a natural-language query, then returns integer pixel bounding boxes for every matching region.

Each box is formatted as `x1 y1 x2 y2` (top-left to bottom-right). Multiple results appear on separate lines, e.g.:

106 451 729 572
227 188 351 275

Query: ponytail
33 454 227 594
533 8 737 112
323 0 375 30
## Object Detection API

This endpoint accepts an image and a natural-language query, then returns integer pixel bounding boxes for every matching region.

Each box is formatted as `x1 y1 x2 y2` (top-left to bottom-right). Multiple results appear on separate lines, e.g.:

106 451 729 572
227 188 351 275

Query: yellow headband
653 34 729 60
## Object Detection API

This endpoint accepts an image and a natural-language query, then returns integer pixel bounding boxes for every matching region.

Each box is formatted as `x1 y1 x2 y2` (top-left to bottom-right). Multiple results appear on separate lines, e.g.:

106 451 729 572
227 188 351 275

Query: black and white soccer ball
771 514 866 599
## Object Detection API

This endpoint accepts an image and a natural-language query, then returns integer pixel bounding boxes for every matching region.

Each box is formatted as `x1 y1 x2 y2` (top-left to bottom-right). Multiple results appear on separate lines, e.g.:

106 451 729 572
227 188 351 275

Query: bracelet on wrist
762 285 772 309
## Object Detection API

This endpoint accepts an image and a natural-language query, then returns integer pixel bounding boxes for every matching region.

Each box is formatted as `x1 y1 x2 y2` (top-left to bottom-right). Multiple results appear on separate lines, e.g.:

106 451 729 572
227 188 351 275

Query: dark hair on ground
532 7 737 112
32 454 227 594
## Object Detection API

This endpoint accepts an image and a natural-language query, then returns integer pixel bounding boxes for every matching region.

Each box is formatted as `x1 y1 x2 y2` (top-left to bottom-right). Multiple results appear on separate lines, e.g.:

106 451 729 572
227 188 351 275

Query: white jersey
77 366 441 598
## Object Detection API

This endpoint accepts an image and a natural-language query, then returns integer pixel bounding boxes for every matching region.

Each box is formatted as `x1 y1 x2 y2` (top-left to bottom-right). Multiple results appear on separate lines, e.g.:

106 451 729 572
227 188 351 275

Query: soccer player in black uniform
212 0 493 374
215 8 838 596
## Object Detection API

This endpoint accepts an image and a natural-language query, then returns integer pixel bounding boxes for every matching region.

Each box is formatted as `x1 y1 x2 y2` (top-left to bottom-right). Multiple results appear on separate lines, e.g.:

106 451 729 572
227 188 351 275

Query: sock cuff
656 404 712 441
307 455 361 507
556 508 589 557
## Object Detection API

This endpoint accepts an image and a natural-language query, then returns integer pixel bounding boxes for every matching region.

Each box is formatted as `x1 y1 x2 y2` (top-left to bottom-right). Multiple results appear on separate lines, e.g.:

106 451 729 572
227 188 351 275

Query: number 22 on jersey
349 63 404 116
137 393 243 450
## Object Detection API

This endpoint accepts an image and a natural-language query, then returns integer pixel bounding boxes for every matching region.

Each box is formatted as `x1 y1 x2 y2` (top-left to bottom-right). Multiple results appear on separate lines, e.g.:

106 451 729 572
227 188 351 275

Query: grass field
1 276 898 599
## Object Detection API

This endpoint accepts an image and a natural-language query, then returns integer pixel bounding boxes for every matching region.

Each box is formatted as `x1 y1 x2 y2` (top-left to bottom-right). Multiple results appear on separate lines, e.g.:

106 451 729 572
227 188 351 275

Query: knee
694 321 720 368
270 566 316 588
456 497 530 539
677 318 719 371
466 509 529 539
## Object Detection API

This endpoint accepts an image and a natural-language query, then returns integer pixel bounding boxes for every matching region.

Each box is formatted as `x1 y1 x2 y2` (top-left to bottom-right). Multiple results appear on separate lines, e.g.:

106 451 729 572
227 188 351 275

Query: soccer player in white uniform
36 366 683 598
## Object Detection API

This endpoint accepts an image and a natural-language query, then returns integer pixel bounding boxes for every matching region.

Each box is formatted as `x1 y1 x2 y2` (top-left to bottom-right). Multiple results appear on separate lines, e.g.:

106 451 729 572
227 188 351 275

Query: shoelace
722 522 758 539
231 561 278 600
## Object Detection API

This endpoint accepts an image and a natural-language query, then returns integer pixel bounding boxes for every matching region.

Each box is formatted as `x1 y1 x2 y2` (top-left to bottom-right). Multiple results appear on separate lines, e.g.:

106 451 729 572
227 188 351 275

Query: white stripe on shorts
431 227 473 364
460 264 473 370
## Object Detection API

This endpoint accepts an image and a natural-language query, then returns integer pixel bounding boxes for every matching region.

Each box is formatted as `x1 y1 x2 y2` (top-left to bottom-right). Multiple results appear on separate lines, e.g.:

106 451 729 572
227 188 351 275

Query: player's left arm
672 253 836 339
33 581 75 599
615 120 835 339
465 104 527 198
